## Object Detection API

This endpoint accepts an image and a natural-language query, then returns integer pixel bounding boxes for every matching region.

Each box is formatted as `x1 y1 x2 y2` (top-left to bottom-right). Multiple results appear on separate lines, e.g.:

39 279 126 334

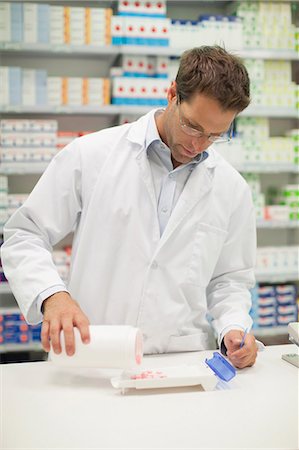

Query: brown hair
175 46 250 112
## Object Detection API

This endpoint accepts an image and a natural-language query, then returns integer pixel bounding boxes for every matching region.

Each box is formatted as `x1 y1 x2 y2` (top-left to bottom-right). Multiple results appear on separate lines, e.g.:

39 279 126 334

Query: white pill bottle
49 325 143 369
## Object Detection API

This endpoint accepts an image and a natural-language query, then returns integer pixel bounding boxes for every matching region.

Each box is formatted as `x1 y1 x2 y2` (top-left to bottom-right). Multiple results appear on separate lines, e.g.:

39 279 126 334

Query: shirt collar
145 109 164 149
145 109 209 169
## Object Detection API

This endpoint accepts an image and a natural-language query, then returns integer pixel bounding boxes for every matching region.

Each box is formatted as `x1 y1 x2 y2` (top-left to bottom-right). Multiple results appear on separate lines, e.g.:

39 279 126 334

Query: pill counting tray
111 364 218 392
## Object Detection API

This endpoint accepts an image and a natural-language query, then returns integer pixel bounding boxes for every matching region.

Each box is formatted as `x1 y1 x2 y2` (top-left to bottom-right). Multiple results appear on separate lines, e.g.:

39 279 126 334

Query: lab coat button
151 261 158 269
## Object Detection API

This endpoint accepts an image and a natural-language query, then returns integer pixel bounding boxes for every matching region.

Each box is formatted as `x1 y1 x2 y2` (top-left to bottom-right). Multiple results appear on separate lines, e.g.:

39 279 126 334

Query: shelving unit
0 342 43 353
0 105 298 118
0 0 298 356
1 43 298 60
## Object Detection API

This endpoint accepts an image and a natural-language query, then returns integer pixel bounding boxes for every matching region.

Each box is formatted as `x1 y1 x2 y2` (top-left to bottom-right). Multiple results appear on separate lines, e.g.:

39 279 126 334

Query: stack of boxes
244 59 297 109
256 246 299 275
215 118 298 169
48 77 110 107
0 2 112 46
236 1 296 50
112 76 168 106
121 55 169 78
112 2 170 106
281 184 299 221
243 173 265 221
170 16 243 50
0 120 58 171
0 68 110 108
0 246 71 347
112 1 169 46
242 173 299 223
0 308 42 346
251 283 298 328
112 53 169 106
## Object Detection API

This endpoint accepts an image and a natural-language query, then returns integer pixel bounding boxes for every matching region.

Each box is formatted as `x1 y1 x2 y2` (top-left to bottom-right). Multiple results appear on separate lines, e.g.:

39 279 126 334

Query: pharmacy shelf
0 283 11 294
0 43 119 57
255 272 299 283
257 220 299 229
0 164 50 175
0 342 43 353
253 326 288 337
236 163 299 174
1 162 298 176
0 105 297 118
0 43 298 60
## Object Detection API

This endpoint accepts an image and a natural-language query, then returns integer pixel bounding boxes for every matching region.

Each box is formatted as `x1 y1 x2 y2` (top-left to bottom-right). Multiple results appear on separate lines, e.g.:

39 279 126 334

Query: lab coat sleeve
1 139 82 324
206 180 256 344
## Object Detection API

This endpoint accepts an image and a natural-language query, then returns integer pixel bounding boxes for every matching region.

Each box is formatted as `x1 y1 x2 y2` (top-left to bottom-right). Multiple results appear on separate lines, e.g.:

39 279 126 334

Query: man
1 46 258 368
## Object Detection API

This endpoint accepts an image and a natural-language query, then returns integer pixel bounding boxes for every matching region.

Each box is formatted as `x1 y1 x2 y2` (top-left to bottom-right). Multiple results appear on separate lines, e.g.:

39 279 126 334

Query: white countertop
1 344 298 449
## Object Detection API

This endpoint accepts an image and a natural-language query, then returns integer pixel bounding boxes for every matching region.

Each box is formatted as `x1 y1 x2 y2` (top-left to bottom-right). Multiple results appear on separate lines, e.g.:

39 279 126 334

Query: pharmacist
2 46 258 368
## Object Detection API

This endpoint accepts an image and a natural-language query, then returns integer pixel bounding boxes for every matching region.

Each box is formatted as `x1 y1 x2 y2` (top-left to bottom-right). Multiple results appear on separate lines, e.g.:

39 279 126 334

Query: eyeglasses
177 103 233 143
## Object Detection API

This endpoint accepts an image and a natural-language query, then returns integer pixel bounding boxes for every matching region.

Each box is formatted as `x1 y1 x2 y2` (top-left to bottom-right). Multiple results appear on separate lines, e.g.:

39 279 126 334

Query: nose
191 136 209 153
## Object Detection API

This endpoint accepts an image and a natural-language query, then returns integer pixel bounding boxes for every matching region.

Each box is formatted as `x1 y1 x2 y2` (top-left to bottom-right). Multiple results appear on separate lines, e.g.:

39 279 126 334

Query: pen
240 329 248 349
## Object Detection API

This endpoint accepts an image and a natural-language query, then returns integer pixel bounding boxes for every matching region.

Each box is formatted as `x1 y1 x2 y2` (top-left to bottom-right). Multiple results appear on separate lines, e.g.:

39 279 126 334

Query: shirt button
169 174 174 179
161 207 168 213
151 261 158 269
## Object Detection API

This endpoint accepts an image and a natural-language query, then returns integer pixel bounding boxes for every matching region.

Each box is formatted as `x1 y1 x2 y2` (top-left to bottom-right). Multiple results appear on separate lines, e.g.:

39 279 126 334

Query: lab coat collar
127 109 218 169
127 109 160 148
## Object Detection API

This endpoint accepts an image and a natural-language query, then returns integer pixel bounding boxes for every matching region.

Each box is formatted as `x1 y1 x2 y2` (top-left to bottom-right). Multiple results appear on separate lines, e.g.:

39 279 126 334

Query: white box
68 78 83 105
0 3 10 42
47 77 62 106
50 6 64 45
24 4 37 44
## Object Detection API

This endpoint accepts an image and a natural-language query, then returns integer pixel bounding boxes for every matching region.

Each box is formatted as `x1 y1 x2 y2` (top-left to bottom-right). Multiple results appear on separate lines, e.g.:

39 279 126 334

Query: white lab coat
1 110 256 354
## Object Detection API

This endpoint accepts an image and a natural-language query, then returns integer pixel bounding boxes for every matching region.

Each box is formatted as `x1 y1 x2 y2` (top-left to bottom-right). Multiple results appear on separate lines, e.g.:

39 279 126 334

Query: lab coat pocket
186 222 228 287
167 332 210 352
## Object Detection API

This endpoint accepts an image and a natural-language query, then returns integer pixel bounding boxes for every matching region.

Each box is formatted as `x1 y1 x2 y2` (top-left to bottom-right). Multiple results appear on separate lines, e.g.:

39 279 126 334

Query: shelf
255 272 299 283
0 105 298 118
0 43 119 57
0 342 43 353
0 43 298 60
257 220 299 229
1 163 298 176
0 283 11 294
236 163 299 174
252 326 288 337
0 164 49 175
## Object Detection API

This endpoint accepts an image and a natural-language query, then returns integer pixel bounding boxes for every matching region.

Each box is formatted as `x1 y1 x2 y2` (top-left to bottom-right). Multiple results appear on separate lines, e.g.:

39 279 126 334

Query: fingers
41 293 90 356
61 319 75 356
49 318 62 354
75 314 90 345
41 320 50 352
227 340 258 369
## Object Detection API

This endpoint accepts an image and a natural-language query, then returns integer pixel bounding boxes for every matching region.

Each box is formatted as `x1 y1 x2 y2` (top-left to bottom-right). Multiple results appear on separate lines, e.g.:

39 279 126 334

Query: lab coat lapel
135 148 157 210
158 163 213 246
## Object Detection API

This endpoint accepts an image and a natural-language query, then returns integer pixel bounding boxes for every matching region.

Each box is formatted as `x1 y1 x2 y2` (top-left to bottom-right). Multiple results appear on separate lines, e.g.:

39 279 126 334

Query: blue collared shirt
146 110 208 235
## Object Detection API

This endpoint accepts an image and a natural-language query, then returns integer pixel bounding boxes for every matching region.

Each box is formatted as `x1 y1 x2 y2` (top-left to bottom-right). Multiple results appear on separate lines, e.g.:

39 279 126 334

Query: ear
167 80 178 103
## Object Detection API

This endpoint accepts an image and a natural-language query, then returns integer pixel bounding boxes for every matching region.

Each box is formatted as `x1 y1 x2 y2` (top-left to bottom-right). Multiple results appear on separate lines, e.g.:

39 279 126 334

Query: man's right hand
41 292 90 356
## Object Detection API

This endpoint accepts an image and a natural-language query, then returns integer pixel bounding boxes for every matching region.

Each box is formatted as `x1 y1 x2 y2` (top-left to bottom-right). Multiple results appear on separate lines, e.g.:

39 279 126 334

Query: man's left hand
224 329 258 369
